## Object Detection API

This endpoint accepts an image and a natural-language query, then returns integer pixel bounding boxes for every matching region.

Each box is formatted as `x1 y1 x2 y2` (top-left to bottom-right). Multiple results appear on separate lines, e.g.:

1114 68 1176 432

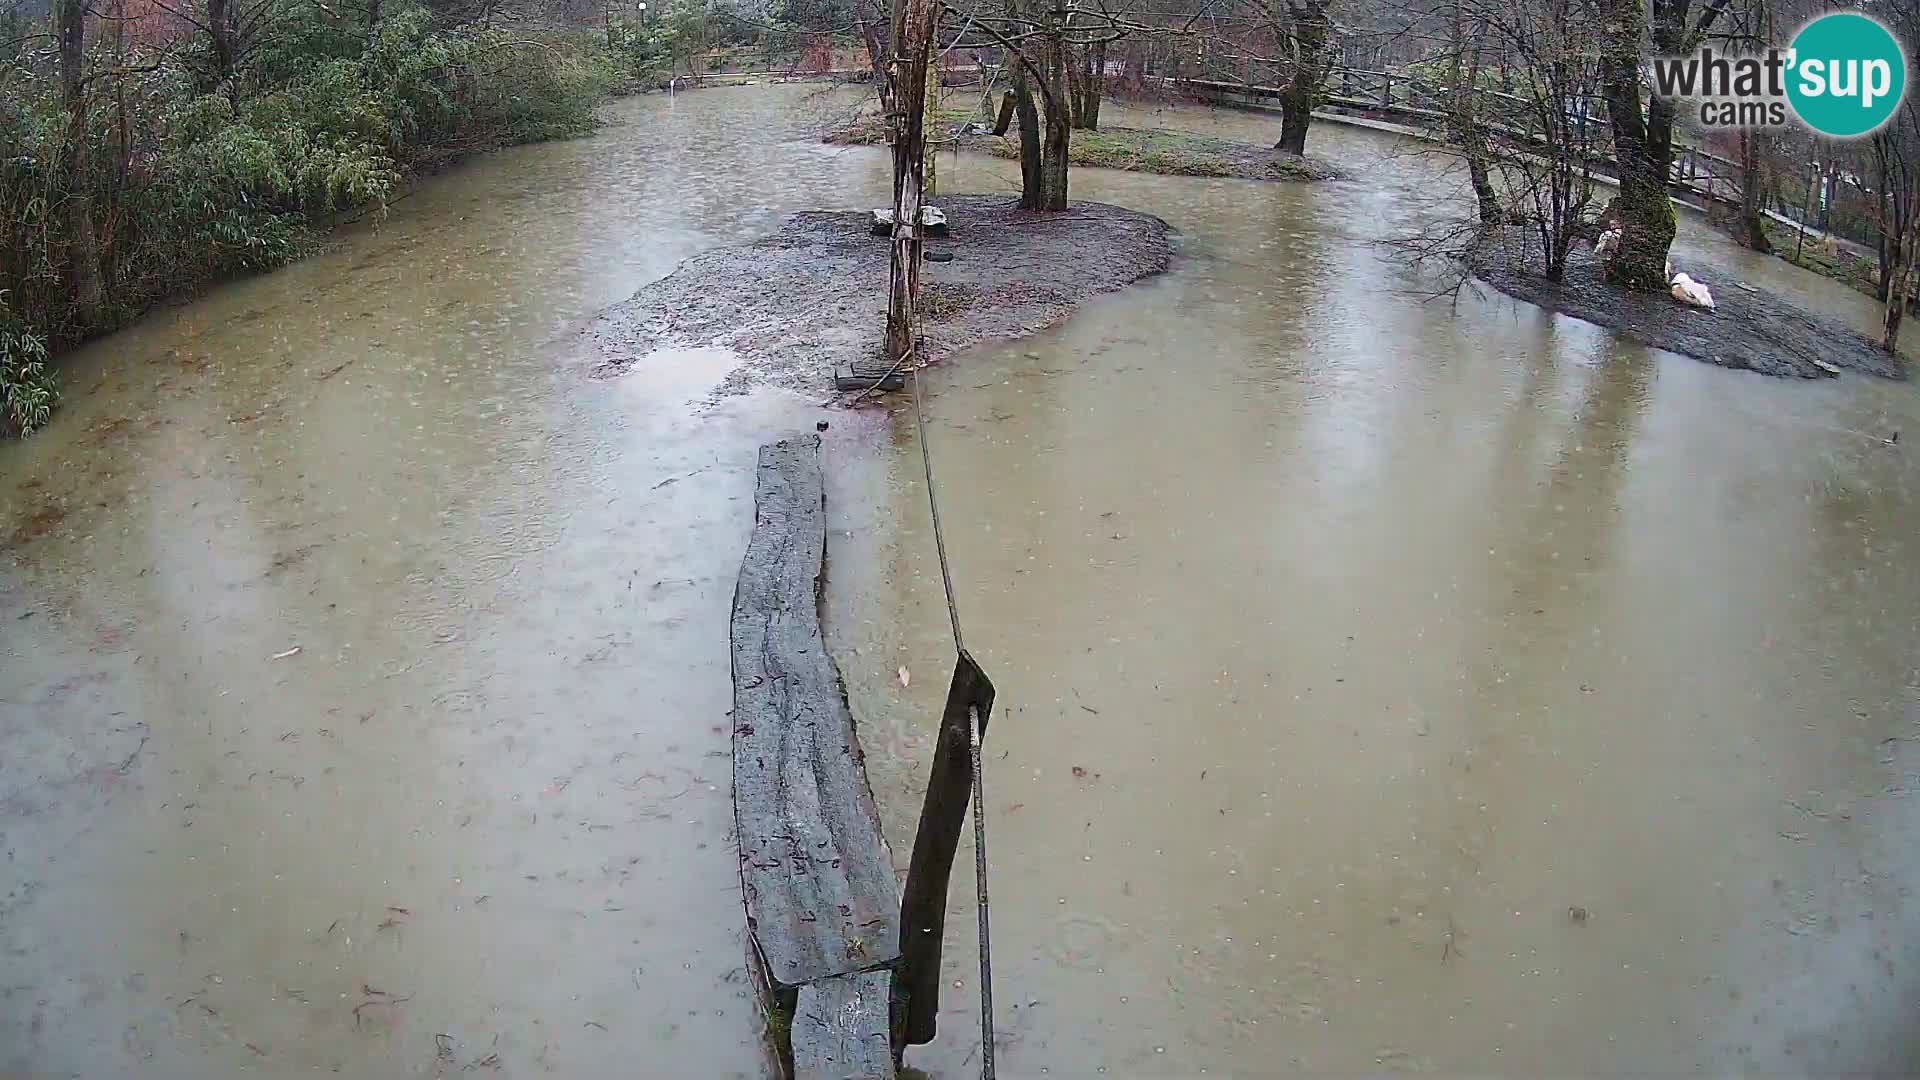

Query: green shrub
0 306 54 437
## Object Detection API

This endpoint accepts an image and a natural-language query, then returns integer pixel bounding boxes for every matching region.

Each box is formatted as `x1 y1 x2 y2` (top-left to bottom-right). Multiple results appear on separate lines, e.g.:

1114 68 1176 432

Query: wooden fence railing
1178 70 1745 207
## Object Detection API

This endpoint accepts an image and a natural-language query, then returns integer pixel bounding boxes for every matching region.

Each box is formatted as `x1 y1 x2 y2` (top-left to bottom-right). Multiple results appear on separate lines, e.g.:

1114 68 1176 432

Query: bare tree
885 0 938 357
1871 63 1920 350
949 0 1165 208
1480 0 1601 279
1390 0 1601 285
1444 0 1499 223
1187 0 1337 153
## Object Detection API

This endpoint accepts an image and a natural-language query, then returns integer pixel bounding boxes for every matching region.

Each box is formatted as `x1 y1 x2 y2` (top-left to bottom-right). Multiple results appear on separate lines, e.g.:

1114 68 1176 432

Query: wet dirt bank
826 111 1344 183
585 194 1173 396
1472 228 1906 380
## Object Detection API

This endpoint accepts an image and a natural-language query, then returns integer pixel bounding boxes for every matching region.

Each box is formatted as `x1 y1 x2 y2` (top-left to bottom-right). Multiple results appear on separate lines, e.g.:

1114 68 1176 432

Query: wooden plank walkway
731 434 898 1078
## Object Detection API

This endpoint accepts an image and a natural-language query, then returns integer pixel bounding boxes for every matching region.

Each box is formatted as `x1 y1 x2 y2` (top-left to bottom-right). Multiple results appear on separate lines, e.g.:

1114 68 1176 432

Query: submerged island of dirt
824 111 1344 183
1472 228 1905 380
587 194 1173 395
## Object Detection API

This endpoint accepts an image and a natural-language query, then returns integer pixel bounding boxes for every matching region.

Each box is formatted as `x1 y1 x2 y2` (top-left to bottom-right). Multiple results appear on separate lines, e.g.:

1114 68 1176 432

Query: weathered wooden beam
732 435 901 989
793 970 895 1080
893 650 995 1048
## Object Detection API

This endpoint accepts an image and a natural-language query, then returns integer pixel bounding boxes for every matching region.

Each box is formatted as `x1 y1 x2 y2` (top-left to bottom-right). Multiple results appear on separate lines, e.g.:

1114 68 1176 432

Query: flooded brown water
0 87 894 1077
832 108 1920 1075
2 85 1917 1078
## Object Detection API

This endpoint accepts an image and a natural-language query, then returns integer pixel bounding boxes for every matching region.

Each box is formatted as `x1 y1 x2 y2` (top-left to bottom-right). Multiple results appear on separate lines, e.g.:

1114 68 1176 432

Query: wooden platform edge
731 434 899 1079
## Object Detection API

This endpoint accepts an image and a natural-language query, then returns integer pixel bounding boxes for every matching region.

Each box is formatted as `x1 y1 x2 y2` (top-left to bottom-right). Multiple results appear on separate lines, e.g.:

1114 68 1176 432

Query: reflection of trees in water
1389 337 1651 961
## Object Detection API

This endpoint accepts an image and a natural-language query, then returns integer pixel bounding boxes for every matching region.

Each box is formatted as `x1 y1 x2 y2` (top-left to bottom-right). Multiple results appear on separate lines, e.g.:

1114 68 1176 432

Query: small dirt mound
585 194 1174 396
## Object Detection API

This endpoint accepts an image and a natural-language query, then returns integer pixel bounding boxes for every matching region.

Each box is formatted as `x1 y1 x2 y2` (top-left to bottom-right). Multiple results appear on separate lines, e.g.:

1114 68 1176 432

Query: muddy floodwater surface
3 85 1919 1078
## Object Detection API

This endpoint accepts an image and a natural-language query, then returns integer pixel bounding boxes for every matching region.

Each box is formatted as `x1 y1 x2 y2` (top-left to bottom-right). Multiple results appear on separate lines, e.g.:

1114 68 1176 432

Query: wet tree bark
1064 37 1085 128
206 0 236 88
1276 0 1332 155
1598 0 1674 292
58 0 101 327
860 0 895 117
1081 39 1105 130
1122 38 1145 92
1071 40 1105 129
1879 187 1898 303
1885 239 1911 352
1874 127 1917 350
1874 137 1910 305
1737 130 1772 253
924 54 939 198
884 0 937 360
1447 0 1499 225
1038 19 1071 209
1007 0 1043 207
1600 0 1732 291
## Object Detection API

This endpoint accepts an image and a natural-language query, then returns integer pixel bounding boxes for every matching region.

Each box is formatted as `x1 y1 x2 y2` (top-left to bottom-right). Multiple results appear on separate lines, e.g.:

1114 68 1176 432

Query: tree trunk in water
1277 93 1310 154
1275 0 1330 155
1598 0 1675 293
1737 130 1771 253
1064 42 1087 129
1038 27 1070 209
1885 230 1911 352
1448 0 1498 225
1011 58 1042 208
1876 181 1898 302
1081 39 1104 130
58 0 100 327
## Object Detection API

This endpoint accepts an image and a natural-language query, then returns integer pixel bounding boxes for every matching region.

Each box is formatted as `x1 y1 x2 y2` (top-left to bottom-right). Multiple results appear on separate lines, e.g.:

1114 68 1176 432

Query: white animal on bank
1594 228 1622 258
1669 271 1716 309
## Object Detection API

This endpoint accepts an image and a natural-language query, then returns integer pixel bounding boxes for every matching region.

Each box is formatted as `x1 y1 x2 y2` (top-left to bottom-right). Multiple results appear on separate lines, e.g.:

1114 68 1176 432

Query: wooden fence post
893 651 996 1051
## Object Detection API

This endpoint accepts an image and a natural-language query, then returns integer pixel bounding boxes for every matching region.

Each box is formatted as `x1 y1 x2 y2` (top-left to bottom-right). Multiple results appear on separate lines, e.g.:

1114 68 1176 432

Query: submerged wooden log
792 970 894 1080
732 434 901 989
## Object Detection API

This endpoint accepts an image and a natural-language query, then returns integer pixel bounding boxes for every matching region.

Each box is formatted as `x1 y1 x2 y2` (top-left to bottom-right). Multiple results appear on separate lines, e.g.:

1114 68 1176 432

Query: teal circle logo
1786 12 1907 137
